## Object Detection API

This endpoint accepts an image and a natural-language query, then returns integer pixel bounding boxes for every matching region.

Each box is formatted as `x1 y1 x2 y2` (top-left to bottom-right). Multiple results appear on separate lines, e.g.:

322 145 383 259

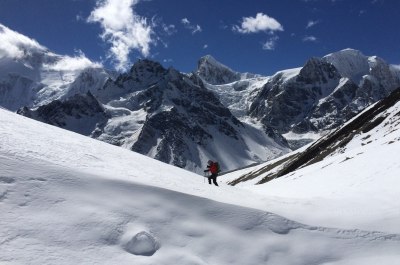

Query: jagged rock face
250 57 342 133
132 109 211 168
364 57 399 97
17 92 109 135
306 79 359 131
118 59 169 92
125 67 243 169
249 50 400 134
297 57 340 84
94 59 167 103
196 55 256 85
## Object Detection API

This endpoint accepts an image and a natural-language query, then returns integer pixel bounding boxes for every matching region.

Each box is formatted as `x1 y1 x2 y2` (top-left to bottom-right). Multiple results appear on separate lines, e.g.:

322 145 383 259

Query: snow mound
124 231 159 256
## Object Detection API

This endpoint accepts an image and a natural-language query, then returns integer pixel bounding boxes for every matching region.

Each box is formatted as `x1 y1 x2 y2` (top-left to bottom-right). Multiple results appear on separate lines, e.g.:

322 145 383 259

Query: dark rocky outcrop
18 91 109 135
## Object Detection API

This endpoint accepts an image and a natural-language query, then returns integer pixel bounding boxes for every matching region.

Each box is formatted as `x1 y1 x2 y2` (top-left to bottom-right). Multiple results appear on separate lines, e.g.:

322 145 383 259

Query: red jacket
209 162 218 174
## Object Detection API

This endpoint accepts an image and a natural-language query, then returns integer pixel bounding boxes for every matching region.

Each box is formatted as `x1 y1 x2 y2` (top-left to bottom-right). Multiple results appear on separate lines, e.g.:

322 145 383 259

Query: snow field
1 108 400 264
2 155 400 265
229 101 400 234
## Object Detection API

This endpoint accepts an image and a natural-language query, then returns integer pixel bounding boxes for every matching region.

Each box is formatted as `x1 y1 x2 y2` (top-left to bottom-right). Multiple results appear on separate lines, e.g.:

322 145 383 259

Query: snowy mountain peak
326 48 365 57
322 48 371 83
129 59 166 75
297 57 340 84
322 49 399 97
128 59 183 83
196 55 257 85
196 55 238 85
248 48 400 139
198 54 232 71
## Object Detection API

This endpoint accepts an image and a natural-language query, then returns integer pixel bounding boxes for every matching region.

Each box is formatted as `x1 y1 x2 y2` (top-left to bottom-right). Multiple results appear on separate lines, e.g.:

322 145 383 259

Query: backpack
215 162 221 173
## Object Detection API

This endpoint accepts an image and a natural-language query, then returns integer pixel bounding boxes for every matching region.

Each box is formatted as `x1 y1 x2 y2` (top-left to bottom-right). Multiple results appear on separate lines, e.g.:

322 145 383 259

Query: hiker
204 160 219 186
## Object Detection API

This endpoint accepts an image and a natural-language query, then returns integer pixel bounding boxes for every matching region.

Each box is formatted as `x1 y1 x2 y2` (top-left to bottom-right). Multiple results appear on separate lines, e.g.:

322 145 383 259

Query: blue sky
0 0 399 75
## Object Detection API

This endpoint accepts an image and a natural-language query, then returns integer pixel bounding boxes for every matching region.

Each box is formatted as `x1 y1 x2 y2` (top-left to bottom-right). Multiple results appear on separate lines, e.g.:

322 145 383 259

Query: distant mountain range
249 49 400 134
1 23 399 173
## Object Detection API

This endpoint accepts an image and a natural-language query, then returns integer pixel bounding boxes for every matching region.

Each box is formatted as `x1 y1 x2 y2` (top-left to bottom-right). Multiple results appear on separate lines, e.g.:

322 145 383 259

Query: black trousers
208 173 218 186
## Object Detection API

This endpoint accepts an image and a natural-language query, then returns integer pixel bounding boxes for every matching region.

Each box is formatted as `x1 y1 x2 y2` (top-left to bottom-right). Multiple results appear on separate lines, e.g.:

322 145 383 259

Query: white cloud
233 13 283 34
203 44 208 49
391 64 400 70
44 52 102 72
303 35 318 42
181 18 190 26
76 13 85 22
0 23 46 59
0 23 102 72
192 25 202 34
162 24 177 36
181 18 202 35
262 36 279 50
306 20 319 29
87 0 155 71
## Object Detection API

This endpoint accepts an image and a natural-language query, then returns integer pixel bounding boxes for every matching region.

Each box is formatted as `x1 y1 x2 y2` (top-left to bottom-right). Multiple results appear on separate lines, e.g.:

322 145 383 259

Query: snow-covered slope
224 88 400 233
2 108 400 264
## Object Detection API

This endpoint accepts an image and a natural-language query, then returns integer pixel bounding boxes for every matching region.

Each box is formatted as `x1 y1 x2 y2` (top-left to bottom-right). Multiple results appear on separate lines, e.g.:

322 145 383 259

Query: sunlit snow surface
1 108 400 264
222 100 400 235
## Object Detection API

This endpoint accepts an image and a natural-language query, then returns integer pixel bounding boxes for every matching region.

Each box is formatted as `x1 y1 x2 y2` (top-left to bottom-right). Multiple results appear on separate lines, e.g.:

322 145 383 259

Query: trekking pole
204 170 209 184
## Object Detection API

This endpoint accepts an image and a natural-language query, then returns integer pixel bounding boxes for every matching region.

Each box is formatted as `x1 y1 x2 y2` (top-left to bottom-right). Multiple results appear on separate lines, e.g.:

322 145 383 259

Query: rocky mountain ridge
228 87 400 185
15 58 289 173
247 49 400 138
